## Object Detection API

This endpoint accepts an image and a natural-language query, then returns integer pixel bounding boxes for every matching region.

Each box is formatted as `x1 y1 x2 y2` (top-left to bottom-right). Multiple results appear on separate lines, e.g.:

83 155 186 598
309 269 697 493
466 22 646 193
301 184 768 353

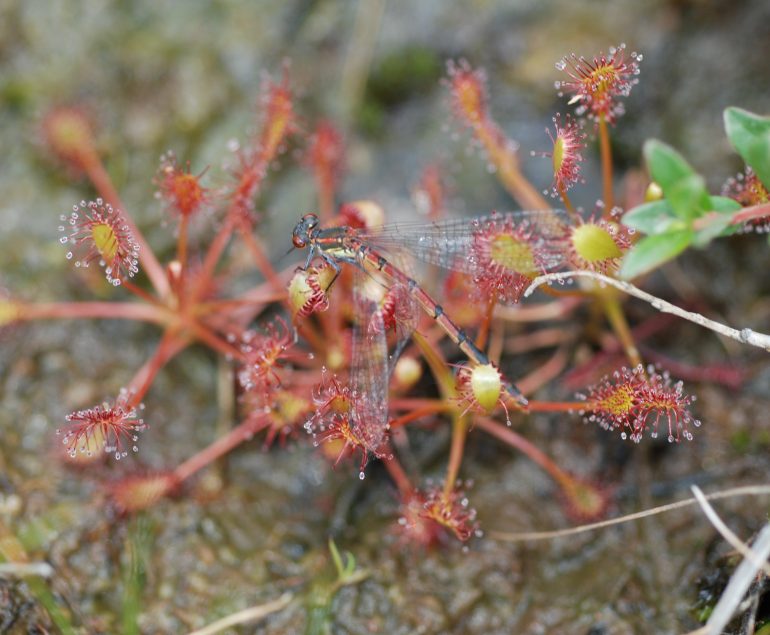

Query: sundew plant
3 40 770 631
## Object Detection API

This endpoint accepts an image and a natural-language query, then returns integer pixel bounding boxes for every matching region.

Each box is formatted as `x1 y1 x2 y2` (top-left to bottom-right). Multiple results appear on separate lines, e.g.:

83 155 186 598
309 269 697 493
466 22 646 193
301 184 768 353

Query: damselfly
292 209 569 410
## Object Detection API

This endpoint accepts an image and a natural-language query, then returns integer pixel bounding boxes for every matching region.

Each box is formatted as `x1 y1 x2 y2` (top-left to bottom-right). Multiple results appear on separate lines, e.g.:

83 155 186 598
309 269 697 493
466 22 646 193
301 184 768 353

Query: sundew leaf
644 140 711 220
724 107 770 190
619 230 693 279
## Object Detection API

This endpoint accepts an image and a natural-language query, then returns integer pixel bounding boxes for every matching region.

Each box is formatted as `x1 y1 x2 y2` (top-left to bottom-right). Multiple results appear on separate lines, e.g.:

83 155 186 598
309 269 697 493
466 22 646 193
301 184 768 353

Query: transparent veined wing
349 274 391 456
353 209 570 275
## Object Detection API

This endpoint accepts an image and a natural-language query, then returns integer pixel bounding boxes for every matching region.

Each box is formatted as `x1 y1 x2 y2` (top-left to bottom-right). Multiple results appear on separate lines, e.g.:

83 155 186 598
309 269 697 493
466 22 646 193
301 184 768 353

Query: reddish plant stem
382 453 414 498
195 291 285 314
317 178 336 224
125 331 188 407
475 294 497 352
185 320 243 359
82 157 170 298
19 301 167 325
526 400 583 412
237 222 285 295
495 296 581 322
121 279 162 306
730 201 770 224
202 269 294 329
411 332 466 501
389 403 453 429
598 114 614 213
474 124 550 210
390 397 448 410
487 317 504 365
692 201 770 231
412 332 454 399
173 415 269 483
505 327 575 354
443 414 468 500
176 215 190 306
177 215 189 269
600 293 642 368
515 346 569 395
191 214 237 305
557 182 578 218
475 416 573 490
639 346 744 389
562 310 681 389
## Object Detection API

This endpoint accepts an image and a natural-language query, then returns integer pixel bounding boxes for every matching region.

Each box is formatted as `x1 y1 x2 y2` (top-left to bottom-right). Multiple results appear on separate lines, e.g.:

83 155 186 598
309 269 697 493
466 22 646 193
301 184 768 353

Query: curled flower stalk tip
445 59 489 128
155 152 209 219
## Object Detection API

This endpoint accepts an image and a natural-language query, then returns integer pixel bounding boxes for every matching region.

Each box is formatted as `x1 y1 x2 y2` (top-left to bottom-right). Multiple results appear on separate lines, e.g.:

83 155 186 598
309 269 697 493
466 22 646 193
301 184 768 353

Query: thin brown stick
525 270 770 352
691 486 770 577
490 484 770 542
186 593 293 635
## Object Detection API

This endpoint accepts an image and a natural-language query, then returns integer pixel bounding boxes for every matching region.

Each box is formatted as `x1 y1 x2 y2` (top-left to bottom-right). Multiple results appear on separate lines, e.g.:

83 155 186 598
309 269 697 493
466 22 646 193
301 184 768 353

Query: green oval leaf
709 195 743 214
619 230 693 279
622 200 680 235
724 107 770 190
643 140 711 219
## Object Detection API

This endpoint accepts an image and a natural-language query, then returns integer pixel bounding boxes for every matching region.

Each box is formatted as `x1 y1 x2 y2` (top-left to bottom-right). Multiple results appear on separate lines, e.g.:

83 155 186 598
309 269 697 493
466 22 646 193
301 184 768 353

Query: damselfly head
292 212 320 248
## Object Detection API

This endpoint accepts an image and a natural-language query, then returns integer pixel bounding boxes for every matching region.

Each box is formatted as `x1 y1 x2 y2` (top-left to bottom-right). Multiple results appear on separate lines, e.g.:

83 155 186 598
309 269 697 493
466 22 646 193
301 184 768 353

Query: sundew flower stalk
445 59 550 210
556 43 642 211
